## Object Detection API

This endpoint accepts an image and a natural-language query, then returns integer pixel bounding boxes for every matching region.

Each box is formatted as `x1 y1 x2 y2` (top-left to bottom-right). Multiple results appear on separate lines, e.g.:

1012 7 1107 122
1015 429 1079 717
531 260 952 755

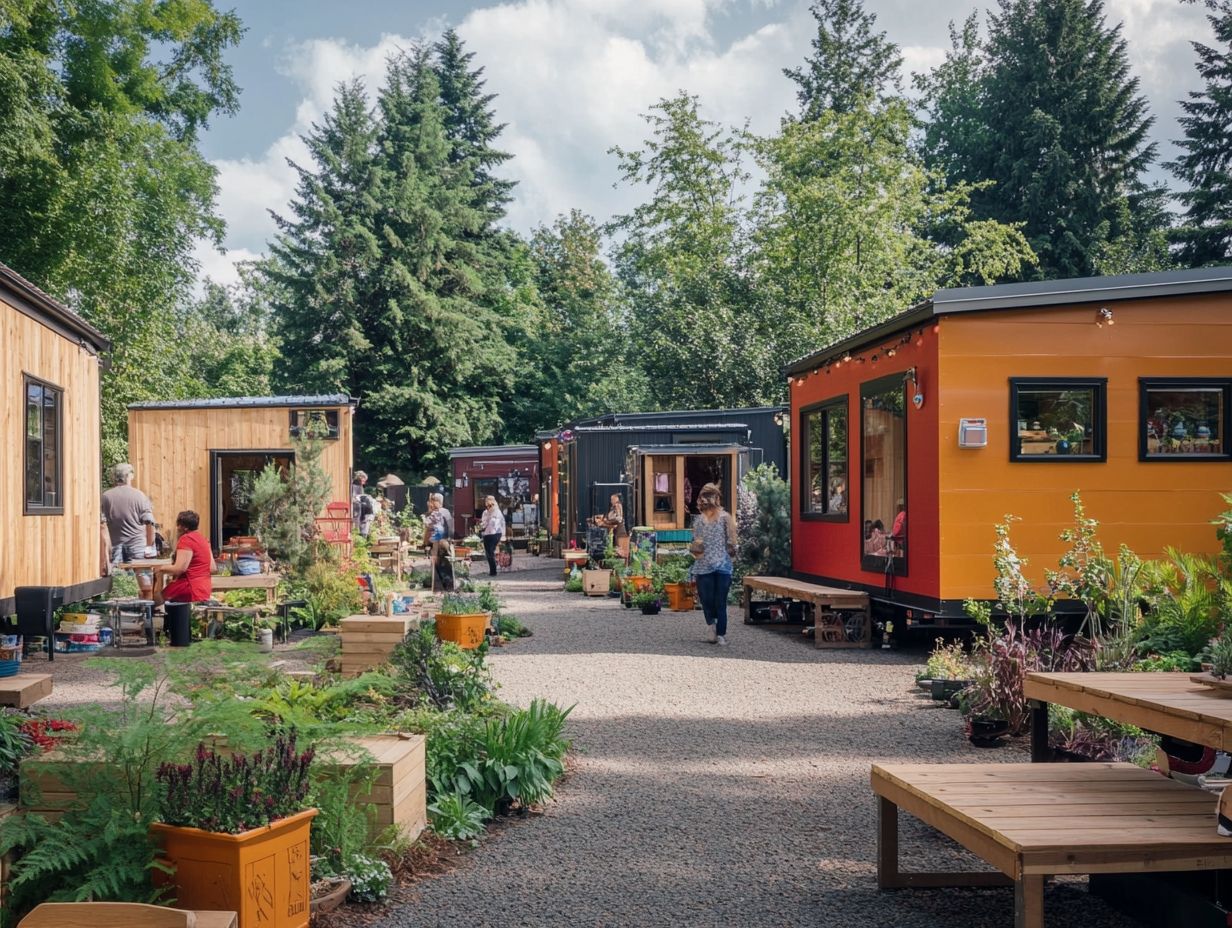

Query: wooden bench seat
872 762 1232 927
742 575 871 648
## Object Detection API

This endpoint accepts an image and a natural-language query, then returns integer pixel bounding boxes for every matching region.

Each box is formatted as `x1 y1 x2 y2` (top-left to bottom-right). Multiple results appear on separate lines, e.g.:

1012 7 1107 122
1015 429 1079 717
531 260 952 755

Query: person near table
691 483 737 646
424 492 455 591
889 498 907 555
479 495 506 577
100 462 157 599
602 493 629 558
152 510 217 606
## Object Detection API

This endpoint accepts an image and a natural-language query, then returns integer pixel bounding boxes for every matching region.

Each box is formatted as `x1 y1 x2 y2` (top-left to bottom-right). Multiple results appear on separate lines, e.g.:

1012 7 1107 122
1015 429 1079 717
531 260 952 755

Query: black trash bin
165 602 193 647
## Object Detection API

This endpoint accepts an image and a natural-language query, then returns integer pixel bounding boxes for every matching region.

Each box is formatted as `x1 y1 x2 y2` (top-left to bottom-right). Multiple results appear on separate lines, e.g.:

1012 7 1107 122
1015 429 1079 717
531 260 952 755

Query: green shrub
388 624 493 711
428 790 488 841
347 853 393 903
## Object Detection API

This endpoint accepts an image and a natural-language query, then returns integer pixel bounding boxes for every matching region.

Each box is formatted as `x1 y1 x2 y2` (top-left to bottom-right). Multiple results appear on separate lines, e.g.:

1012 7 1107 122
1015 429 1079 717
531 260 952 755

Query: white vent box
958 418 988 448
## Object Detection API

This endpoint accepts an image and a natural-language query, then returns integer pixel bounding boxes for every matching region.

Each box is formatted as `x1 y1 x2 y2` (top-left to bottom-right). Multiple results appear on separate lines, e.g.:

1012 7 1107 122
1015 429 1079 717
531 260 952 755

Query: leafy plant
1135 550 1221 657
564 574 583 593
1049 705 1157 765
439 593 486 615
735 463 791 576
1208 634 1232 678
496 615 531 639
157 732 314 833
388 625 493 712
427 789 488 841
249 424 334 571
631 589 661 608
923 638 972 681
346 853 393 903
1133 650 1199 673
309 761 376 879
1045 492 1113 639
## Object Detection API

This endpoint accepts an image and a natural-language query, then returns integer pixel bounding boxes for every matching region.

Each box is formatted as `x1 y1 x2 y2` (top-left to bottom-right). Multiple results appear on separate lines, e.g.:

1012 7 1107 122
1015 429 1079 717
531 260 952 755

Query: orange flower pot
435 612 490 649
152 808 317 928
453 547 472 559
663 582 695 612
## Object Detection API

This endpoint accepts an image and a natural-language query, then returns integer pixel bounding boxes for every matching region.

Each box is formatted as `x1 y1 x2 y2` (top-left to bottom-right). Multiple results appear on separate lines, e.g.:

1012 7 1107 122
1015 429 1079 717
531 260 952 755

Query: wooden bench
210 572 281 607
0 674 52 708
872 762 1232 928
742 575 871 648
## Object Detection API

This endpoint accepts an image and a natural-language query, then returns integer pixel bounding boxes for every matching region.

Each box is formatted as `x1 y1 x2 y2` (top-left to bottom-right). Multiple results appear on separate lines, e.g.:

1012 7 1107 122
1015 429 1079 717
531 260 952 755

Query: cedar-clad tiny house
538 407 788 548
127 395 355 551
0 261 111 617
787 266 1232 634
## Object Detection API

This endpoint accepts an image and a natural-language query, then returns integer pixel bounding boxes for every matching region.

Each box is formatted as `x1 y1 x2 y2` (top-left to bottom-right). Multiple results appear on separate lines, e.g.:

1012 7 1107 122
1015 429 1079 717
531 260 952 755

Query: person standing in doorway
691 483 737 646
100 463 157 599
352 471 375 536
479 495 505 577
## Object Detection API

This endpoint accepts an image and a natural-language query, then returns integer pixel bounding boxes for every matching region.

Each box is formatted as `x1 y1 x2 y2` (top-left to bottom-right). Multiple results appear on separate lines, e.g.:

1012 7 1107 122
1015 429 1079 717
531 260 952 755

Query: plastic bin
166 602 193 647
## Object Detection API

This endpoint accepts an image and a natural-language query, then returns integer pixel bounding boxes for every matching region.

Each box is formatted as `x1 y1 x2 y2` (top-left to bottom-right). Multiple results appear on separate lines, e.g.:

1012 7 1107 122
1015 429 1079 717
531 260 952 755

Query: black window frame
1139 377 1232 462
1009 377 1107 463
859 374 908 577
799 395 849 522
289 408 340 440
23 373 64 515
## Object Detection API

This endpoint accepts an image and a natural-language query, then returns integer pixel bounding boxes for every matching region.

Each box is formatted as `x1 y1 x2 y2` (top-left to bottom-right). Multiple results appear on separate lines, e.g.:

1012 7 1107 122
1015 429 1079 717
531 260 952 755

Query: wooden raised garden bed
339 615 414 678
318 734 426 841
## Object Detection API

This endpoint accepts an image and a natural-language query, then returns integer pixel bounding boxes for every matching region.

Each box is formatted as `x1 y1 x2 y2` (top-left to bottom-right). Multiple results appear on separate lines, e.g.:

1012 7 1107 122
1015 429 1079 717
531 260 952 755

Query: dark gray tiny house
537 407 787 547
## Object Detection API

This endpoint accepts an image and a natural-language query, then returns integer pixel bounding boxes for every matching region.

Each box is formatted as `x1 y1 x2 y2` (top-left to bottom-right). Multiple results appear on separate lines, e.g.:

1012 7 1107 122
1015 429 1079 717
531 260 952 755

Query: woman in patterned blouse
690 483 737 645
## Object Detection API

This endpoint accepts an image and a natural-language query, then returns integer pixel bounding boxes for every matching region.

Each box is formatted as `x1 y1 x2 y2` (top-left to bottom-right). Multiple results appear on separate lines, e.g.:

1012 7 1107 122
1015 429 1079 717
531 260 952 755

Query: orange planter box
435 612 489 650
152 808 317 928
663 583 695 612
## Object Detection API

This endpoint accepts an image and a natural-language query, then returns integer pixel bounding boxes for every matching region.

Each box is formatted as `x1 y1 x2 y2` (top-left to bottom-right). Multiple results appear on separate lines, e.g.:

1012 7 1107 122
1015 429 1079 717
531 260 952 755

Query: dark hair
873 519 884 531
176 510 200 532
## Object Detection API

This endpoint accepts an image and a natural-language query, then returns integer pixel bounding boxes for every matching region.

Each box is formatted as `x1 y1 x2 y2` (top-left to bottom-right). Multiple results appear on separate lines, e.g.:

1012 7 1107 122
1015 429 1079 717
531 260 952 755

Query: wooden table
1024 671 1232 761
369 540 407 581
873 761 1232 928
741 575 871 649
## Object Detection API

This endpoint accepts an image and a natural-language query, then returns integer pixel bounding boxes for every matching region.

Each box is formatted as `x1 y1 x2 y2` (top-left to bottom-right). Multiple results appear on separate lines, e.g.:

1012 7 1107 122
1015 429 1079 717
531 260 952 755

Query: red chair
315 501 353 558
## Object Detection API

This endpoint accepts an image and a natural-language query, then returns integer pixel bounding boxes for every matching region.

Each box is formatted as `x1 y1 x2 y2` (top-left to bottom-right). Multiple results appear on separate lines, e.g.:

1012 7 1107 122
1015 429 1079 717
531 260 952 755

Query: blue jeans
695 571 732 636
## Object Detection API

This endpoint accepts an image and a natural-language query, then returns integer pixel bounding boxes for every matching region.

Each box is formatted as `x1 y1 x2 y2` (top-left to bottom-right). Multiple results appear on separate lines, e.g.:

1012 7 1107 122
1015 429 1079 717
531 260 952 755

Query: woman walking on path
691 483 737 646
480 495 506 577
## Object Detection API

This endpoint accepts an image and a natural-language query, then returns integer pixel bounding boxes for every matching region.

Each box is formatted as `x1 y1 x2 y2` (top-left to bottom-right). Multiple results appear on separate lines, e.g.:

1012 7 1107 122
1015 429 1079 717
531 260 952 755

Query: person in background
424 492 455 591
603 493 629 558
100 462 157 599
479 495 506 577
152 510 216 606
865 519 887 556
352 470 369 532
890 499 907 555
691 483 737 646
828 478 846 514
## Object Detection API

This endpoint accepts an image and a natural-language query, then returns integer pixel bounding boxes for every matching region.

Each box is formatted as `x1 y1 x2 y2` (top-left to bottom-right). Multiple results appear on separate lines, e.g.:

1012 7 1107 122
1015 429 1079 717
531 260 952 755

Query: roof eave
784 301 935 377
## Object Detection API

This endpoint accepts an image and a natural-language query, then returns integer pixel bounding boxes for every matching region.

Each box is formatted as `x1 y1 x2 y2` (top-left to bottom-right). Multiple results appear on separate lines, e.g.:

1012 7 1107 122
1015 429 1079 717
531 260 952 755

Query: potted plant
582 563 612 597
631 589 662 615
657 561 695 612
153 733 317 928
435 592 490 649
922 638 973 703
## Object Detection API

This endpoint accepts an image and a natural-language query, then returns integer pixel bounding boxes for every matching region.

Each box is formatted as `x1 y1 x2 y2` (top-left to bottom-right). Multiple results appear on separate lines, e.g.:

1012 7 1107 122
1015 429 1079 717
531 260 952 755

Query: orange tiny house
127 396 355 551
787 266 1232 634
0 262 110 619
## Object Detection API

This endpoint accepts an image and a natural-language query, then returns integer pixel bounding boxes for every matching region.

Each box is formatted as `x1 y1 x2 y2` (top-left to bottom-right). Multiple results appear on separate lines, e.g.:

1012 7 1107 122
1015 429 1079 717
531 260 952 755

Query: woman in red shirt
153 510 217 605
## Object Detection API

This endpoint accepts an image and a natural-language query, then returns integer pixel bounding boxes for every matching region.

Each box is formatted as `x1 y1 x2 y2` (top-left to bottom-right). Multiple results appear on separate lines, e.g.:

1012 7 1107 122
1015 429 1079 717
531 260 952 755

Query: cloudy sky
195 0 1214 286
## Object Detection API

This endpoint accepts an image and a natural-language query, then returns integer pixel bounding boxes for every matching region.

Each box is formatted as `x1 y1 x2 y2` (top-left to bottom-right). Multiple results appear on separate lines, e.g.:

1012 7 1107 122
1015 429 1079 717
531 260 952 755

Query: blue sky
194 0 1214 286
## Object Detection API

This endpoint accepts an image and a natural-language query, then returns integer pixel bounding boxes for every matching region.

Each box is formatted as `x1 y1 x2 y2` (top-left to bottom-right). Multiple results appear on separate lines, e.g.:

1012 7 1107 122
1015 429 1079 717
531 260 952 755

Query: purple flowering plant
156 731 314 834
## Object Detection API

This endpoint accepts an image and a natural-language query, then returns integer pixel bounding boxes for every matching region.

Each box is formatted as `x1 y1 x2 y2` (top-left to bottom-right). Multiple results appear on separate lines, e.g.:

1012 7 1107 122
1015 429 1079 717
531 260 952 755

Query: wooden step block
0 674 52 708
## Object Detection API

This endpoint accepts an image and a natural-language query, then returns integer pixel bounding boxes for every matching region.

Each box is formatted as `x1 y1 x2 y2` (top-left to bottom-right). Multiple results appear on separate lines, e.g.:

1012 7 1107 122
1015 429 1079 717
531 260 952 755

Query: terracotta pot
453 547 472 559
152 808 317 928
435 612 489 650
663 583 695 612
311 877 352 914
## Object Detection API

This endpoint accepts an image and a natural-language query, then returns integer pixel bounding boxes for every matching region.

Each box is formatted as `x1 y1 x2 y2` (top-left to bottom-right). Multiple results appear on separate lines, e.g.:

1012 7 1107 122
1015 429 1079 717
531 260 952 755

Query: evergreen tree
432 28 515 225
784 0 903 117
917 0 1165 280
1170 0 1232 266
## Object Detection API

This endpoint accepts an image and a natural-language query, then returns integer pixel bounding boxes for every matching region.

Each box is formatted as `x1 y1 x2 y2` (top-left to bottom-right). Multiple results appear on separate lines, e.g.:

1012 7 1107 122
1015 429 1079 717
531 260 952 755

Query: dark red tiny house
787 266 1232 635
446 445 539 539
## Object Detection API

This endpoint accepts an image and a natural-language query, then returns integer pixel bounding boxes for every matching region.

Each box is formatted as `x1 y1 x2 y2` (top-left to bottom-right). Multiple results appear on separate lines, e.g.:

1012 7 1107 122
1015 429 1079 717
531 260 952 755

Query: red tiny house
787 267 1232 632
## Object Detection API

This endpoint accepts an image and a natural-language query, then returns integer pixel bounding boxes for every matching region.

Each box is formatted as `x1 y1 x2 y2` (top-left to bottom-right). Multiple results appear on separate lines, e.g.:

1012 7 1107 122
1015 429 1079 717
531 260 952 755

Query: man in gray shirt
100 462 156 598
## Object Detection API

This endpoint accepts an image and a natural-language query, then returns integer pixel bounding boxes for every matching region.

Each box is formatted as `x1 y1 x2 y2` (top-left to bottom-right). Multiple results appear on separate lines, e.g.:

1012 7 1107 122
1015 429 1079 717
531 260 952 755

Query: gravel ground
397 560 1141 928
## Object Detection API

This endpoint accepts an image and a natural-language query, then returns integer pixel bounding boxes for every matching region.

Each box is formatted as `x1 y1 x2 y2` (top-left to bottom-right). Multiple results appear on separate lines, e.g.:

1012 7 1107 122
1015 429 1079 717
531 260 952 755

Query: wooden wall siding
937 292 1232 601
127 404 353 545
0 296 102 602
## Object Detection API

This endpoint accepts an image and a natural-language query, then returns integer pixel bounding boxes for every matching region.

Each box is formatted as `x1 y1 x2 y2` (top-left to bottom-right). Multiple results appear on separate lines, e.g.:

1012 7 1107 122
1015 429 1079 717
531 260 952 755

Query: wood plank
0 674 53 708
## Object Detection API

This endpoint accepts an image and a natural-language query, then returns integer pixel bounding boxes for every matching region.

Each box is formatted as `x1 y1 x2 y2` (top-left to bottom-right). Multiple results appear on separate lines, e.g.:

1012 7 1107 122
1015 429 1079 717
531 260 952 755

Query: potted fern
153 732 316 928
435 593 490 650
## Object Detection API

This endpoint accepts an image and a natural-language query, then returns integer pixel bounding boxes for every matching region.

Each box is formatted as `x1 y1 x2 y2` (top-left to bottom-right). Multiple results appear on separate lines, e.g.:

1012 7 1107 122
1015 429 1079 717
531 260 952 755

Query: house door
209 451 293 551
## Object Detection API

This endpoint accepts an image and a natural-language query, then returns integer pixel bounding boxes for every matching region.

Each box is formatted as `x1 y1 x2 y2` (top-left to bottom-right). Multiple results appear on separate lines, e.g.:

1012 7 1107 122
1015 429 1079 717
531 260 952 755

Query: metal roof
0 260 110 353
448 444 538 458
571 405 785 427
128 394 352 411
628 443 746 455
786 264 1232 376
572 422 751 434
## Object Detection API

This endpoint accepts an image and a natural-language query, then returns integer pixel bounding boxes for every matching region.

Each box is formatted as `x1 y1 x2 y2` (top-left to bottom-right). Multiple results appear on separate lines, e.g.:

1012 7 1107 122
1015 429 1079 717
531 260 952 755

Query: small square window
289 409 339 440
1140 379 1231 460
1010 379 1106 462
801 397 848 520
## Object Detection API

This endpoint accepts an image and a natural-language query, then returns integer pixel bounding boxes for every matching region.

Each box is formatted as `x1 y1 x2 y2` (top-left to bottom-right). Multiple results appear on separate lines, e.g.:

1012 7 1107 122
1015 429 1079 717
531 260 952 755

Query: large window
1010 378 1106 461
289 408 339 440
24 375 63 514
861 376 906 574
801 397 848 519
1140 379 1231 460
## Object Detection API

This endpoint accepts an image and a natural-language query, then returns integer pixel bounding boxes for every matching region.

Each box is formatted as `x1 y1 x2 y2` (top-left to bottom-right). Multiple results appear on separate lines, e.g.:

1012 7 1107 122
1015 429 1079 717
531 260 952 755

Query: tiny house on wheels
447 444 540 539
538 407 787 548
787 266 1232 635
0 261 111 618
127 395 355 551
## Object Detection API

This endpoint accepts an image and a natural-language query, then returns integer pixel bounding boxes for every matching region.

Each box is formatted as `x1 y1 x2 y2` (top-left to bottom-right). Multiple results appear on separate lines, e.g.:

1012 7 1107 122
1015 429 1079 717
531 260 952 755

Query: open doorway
209 450 293 551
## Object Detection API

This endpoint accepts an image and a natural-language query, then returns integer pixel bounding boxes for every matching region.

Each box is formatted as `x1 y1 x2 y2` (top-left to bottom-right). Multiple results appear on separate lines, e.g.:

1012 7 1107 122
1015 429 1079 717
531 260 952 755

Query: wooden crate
339 615 413 677
0 674 53 708
318 734 426 842
17 754 105 822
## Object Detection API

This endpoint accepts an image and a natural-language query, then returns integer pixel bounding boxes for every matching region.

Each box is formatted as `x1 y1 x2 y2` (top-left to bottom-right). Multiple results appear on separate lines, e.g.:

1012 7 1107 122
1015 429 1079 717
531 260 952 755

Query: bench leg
1030 700 1052 762
877 796 1014 890
1015 874 1045 928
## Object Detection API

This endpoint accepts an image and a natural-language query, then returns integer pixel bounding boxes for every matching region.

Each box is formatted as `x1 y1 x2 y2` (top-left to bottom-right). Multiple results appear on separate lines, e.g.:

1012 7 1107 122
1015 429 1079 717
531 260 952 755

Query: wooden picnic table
1024 671 1232 761
741 575 871 648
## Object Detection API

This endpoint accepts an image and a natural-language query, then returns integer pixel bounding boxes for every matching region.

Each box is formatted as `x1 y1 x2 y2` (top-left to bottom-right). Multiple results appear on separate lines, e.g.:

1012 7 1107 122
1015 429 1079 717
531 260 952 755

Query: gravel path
398 562 1141 928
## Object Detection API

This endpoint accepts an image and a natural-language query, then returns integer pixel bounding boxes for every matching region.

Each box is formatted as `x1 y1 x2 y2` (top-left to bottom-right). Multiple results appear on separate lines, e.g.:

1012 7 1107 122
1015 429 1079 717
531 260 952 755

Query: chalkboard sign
586 526 609 565
629 527 657 571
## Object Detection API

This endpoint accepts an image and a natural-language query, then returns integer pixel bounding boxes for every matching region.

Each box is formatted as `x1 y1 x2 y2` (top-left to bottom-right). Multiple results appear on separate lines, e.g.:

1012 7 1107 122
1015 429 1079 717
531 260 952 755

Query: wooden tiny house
787 266 1232 633
127 396 354 550
0 262 110 617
